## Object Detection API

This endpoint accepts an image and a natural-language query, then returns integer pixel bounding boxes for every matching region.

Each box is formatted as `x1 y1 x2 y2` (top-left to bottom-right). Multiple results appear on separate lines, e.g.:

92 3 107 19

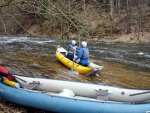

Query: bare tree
83 0 86 15
0 0 149 40
134 0 144 40
110 0 114 35
126 0 131 33
118 0 121 19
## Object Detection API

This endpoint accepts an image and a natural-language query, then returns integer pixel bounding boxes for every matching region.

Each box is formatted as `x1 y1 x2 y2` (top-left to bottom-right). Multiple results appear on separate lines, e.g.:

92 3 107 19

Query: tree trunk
118 0 121 19
110 0 114 35
83 0 86 15
126 0 131 33
137 0 144 40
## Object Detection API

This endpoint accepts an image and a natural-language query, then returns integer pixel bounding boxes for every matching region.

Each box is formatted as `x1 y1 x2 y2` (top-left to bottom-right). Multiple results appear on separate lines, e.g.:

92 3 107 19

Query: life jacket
7 73 13 80
0 66 13 80
0 66 8 75
82 48 89 59
77 48 89 66
68 44 76 54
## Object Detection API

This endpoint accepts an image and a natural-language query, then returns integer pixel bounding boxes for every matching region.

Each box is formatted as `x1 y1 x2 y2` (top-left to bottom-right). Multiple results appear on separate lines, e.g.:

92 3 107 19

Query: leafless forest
0 0 149 42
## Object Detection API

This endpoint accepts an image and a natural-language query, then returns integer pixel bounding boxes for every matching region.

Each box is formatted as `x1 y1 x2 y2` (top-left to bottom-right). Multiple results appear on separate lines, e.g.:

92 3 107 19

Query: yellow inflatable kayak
56 47 103 76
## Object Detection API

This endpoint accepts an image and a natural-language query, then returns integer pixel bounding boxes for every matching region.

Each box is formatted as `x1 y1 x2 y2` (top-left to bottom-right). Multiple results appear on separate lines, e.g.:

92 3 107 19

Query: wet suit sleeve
68 44 72 51
75 48 83 60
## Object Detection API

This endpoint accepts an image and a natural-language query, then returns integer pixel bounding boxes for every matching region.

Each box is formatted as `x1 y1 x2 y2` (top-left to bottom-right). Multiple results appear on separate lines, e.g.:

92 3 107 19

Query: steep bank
0 0 149 43
22 22 150 43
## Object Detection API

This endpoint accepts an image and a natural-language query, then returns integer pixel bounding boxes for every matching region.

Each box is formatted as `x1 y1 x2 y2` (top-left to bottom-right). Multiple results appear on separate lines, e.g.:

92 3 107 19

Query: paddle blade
70 68 74 72
69 69 79 75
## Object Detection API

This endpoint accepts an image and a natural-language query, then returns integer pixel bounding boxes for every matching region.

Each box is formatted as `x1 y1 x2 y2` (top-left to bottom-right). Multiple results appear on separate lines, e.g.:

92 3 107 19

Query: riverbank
98 32 150 43
20 20 150 43
21 26 150 43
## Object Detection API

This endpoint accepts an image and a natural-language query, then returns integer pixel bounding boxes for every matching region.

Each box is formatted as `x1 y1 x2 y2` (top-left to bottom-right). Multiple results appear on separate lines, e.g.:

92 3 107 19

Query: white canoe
14 75 150 102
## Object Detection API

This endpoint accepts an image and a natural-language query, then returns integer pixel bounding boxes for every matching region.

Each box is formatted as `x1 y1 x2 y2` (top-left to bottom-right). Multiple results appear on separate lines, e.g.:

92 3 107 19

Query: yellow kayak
56 47 103 76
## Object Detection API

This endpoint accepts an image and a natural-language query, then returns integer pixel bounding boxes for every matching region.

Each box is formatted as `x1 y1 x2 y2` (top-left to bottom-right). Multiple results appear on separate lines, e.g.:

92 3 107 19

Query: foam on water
0 36 55 44
0 36 149 72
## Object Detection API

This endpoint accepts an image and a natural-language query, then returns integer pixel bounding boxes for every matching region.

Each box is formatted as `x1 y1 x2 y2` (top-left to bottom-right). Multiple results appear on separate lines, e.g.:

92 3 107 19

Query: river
0 35 150 88
0 35 150 113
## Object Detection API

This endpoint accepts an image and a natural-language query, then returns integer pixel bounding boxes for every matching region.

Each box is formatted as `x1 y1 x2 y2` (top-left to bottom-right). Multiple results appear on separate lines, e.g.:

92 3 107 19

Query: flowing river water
0 35 150 87
0 35 150 112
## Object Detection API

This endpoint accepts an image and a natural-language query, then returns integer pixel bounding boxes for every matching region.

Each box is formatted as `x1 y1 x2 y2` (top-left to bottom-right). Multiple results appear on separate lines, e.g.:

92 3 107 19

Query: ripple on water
0 36 150 88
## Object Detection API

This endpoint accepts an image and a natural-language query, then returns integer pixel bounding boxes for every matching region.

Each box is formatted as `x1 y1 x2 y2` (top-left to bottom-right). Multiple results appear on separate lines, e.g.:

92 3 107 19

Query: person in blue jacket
66 40 77 60
74 41 89 66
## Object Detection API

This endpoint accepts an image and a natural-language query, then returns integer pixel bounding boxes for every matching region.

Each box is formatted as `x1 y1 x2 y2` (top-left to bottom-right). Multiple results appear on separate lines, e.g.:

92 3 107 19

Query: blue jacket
75 47 89 66
67 44 76 59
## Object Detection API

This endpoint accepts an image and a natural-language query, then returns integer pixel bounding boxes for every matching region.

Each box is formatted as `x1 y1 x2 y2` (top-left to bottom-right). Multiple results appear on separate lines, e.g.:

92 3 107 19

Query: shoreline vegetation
0 0 149 43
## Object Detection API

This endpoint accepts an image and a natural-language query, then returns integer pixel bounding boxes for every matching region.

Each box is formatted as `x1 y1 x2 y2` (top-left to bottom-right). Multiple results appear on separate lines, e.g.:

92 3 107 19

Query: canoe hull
0 83 150 113
13 75 150 102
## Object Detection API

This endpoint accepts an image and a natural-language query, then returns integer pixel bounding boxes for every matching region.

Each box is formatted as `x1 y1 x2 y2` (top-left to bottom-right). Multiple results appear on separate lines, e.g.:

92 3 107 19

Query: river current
0 35 150 88
0 35 150 112
0 36 149 72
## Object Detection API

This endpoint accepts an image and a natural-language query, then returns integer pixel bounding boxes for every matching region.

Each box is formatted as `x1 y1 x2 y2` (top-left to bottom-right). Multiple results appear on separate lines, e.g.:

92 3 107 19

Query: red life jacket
7 74 13 80
0 66 12 80
0 66 8 74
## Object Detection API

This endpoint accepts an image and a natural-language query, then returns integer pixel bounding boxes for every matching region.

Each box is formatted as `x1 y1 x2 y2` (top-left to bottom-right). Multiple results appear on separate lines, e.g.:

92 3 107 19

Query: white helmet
72 40 76 45
81 41 87 47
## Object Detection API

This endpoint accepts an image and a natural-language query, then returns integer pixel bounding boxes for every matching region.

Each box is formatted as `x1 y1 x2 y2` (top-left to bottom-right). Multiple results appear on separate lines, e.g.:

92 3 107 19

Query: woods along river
0 36 150 88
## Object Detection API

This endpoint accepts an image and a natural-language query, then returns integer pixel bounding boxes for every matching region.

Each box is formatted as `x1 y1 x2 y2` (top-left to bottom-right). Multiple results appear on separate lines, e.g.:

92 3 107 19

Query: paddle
85 69 95 76
15 76 27 83
70 61 75 72
129 90 150 96
15 75 43 89
70 48 76 72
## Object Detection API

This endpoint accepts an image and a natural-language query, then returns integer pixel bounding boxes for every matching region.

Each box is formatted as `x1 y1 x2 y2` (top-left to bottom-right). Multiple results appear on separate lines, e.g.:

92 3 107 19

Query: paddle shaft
71 48 76 71
129 90 150 96
15 76 27 83
71 59 75 71
85 69 94 76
